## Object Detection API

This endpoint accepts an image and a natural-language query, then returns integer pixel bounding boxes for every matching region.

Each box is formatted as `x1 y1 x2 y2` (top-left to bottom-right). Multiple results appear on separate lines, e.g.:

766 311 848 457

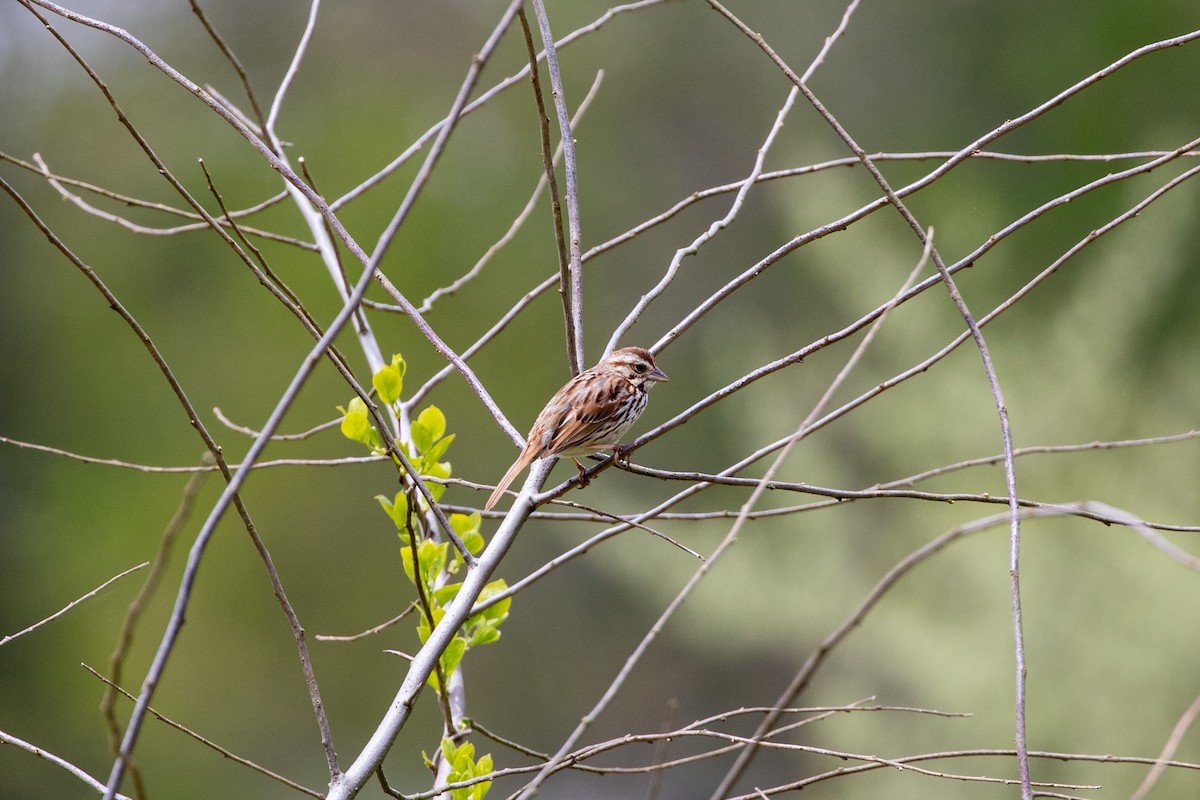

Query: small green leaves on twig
342 352 505 783
372 353 406 406
439 738 494 800
339 397 381 452
376 504 509 694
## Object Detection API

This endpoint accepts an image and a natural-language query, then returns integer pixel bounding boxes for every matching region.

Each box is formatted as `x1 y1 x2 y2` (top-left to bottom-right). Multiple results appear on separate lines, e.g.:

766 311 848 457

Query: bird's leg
611 444 631 467
571 458 591 487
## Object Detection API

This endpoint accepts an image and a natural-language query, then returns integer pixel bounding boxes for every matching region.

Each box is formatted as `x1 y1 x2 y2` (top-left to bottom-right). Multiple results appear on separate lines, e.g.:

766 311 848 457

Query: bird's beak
649 366 669 382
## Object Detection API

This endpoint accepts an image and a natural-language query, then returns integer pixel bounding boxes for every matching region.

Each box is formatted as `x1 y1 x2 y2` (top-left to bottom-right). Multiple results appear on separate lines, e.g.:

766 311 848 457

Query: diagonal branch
0 729 133 800
0 562 148 648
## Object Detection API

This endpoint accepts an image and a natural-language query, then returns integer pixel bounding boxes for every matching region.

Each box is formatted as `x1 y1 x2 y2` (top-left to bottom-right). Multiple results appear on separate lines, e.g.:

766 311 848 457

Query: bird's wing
541 373 631 456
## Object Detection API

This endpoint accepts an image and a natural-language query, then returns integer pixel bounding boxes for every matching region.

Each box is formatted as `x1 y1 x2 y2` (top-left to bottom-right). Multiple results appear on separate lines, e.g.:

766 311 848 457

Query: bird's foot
572 458 591 487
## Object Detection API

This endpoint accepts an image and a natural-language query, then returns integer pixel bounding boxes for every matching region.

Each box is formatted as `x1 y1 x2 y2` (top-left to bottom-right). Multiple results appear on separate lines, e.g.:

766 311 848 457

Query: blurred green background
2 1 1199 798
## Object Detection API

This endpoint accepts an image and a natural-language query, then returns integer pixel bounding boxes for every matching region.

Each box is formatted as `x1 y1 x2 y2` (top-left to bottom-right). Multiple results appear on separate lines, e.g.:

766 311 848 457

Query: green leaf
462 531 485 556
427 635 466 692
469 752 494 800
411 422 433 454
449 512 485 556
427 460 452 480
339 397 375 446
417 405 446 442
432 582 462 607
440 635 467 679
417 540 448 587
450 511 480 537
375 494 393 517
468 623 500 647
377 491 409 534
425 432 455 464
436 739 493 800
372 361 404 406
416 602 445 648
474 580 511 625
401 546 417 586
454 740 474 771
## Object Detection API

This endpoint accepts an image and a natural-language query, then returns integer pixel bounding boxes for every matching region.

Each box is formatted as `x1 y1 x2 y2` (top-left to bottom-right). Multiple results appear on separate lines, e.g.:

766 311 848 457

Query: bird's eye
634 363 647 373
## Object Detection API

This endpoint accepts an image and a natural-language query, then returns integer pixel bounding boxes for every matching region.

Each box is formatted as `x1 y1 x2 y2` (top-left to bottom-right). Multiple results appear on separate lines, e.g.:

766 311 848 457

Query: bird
484 347 668 511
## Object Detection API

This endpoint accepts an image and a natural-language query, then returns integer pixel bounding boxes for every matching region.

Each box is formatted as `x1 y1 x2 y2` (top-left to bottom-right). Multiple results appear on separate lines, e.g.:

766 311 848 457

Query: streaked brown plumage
484 347 668 511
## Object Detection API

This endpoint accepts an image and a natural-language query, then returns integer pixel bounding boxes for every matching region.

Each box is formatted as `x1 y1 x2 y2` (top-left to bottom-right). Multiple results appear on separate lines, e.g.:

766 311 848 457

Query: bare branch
518 6 576 374
187 0 267 133
83 665 325 799
212 407 343 441
530 0 585 373
419 70 603 314
0 562 148 648
330 0 675 211
1130 693 1200 800
314 605 417 643
0 435 383 472
0 729 133 800
101 462 212 775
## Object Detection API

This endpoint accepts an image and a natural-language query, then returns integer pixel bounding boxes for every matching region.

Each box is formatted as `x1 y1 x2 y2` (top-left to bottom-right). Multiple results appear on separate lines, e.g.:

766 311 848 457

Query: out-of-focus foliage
1 1 1198 799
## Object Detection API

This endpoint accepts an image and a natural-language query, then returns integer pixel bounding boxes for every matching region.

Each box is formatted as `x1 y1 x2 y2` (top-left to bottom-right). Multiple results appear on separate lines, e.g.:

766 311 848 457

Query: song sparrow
484 347 668 510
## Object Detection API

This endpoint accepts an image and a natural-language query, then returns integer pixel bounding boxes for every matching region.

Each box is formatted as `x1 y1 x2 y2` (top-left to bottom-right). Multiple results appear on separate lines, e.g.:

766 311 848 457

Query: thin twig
199 158 311 320
1130 693 1200 800
717 508 1046 798
0 562 148 648
212 407 342 441
0 165 303 797
418 69 603 313
102 462 212 782
610 79 797 356
16 15 353 779
403 494 459 737
699 12 1032 785
29 152 309 246
22 0 516 446
0 729 133 800
624 150 1200 513
404 273 557 409
315 605 416 642
645 697 678 800
0 435 384 472
530 0 585 374
892 430 1200 486
330 0 673 212
734 748 1200 799
187 0 267 133
710 215 925 796
82 665 325 799
556 499 704 561
608 0 866 357
1081 502 1200 572
518 6 576 373
326 460 556 798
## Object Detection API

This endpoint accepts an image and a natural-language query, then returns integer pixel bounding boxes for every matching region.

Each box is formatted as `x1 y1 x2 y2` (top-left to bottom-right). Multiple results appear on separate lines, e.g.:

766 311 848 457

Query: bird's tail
485 449 535 511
